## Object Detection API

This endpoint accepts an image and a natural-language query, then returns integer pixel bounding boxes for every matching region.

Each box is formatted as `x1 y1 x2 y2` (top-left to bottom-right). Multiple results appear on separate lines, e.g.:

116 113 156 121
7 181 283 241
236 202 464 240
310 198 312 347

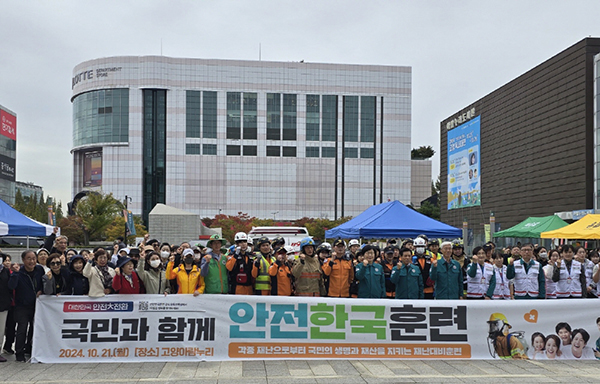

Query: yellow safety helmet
488 313 508 323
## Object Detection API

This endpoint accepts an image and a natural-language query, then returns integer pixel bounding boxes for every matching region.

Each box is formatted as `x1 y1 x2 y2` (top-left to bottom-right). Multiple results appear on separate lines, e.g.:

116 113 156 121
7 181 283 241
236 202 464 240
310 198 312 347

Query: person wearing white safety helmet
348 239 360 258
412 237 435 299
226 232 254 295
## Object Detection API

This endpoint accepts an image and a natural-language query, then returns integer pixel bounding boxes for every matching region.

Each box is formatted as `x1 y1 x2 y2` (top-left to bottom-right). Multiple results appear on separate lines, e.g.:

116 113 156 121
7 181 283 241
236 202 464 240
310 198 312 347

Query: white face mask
160 251 170 259
149 259 161 268
415 246 426 254
193 254 201 261
538 252 548 259
287 254 295 262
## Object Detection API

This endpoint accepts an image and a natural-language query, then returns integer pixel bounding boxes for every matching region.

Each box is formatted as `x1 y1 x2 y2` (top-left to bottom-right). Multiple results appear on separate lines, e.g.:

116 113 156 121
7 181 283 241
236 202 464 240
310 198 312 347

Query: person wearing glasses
507 243 546 299
42 253 71 296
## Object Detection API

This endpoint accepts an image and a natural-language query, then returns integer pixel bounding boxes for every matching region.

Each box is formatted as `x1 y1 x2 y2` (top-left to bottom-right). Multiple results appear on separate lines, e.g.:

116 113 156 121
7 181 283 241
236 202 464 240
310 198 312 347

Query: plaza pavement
1 358 600 383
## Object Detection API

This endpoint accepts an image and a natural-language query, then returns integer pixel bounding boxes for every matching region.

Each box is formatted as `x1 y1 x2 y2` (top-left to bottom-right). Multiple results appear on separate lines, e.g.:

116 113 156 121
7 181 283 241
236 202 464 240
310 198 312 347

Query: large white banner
32 295 600 363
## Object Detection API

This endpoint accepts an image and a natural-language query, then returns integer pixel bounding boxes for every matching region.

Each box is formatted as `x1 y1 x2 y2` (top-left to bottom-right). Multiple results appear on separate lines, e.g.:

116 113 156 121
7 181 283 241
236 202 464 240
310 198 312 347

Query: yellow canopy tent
540 214 600 239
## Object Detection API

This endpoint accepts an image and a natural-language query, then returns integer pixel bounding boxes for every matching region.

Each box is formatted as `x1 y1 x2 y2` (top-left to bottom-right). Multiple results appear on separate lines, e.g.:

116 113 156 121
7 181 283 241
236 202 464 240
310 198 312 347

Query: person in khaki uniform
292 237 323 297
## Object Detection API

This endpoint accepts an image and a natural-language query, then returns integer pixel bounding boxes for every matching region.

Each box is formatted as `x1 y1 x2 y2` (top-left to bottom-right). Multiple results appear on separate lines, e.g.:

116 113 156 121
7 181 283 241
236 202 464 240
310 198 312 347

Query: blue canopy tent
0 198 55 237
325 200 462 239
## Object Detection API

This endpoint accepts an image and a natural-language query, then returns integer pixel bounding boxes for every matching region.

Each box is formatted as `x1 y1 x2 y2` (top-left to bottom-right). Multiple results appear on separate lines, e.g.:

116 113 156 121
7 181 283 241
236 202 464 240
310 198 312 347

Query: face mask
150 259 161 268
287 254 295 262
193 255 201 261
538 252 548 259
161 251 170 259
184 257 194 264
415 246 426 254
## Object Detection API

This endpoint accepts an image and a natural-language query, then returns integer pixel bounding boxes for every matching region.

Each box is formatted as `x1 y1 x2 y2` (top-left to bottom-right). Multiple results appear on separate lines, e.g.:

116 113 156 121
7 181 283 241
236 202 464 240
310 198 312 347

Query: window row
185 144 374 158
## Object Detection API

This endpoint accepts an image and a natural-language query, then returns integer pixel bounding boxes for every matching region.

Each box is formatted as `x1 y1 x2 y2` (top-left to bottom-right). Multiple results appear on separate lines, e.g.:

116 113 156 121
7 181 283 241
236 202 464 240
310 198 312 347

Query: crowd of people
1 227 600 362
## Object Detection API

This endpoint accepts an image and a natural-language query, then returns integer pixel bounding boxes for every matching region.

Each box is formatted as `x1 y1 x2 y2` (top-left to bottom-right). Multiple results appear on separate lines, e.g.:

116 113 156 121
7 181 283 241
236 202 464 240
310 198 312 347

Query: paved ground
1 358 600 383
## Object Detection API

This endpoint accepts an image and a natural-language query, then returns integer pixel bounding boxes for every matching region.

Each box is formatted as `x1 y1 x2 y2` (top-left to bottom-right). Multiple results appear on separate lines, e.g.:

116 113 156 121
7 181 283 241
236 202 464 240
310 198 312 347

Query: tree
411 145 435 160
106 216 148 245
13 189 26 213
418 201 440 221
431 175 441 196
209 212 256 243
57 216 85 245
74 192 123 245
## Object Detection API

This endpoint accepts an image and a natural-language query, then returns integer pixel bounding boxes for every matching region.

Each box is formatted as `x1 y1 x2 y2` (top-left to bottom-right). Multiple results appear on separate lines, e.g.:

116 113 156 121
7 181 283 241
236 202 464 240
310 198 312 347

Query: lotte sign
0 110 16 141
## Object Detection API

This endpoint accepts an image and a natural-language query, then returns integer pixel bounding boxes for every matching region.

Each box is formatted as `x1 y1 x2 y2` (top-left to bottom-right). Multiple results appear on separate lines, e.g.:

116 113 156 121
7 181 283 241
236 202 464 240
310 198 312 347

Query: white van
248 227 310 253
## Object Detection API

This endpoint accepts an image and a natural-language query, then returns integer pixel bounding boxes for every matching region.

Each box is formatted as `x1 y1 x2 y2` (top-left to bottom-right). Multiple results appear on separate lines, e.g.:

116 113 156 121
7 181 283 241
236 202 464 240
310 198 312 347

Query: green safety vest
254 255 271 291
205 256 229 294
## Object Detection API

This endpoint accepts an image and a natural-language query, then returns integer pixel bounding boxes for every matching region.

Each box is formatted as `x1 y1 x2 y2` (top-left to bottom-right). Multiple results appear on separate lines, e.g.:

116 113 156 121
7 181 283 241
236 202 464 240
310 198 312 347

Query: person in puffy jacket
68 255 89 295
355 244 386 298
166 249 205 295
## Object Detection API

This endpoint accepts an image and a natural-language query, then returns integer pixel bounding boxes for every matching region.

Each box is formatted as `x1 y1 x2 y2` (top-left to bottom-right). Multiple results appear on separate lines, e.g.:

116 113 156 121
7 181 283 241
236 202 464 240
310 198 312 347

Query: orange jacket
322 258 354 297
268 261 293 296
166 261 205 294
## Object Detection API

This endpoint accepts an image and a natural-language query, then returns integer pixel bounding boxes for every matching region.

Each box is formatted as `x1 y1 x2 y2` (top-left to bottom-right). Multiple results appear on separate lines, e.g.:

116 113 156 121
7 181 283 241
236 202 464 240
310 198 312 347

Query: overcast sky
2 0 600 210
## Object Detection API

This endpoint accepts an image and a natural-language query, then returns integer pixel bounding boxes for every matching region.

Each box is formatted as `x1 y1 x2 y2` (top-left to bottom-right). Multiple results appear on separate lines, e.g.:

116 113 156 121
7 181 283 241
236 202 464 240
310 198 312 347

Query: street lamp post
124 195 132 241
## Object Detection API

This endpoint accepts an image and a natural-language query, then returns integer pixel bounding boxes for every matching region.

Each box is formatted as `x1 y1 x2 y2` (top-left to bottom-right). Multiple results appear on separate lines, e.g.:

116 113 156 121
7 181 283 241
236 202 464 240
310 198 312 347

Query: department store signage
72 67 123 89
0 110 16 141
446 107 476 130
0 154 15 182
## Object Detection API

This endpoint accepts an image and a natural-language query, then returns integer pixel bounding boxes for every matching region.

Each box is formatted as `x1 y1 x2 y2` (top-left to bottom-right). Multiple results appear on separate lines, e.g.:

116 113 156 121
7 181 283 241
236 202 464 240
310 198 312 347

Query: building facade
441 38 600 245
71 56 412 222
15 181 43 201
0 104 16 205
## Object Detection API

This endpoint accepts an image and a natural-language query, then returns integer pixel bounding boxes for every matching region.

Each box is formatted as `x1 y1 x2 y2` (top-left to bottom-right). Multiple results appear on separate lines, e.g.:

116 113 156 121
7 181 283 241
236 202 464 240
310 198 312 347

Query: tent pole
27 235 30 249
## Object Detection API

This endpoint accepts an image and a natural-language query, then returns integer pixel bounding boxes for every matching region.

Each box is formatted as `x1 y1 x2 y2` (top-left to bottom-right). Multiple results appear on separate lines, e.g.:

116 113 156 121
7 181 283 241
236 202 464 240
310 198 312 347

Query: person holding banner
430 241 463 299
112 257 144 294
8 250 44 362
201 234 229 295
83 249 116 297
507 243 545 300
166 249 204 296
137 251 169 295
390 247 423 299
0 252 10 362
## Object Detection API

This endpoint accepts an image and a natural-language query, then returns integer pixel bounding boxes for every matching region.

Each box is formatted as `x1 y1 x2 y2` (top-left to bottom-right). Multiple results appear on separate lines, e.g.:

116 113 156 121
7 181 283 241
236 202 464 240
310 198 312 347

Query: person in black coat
42 254 71 296
68 255 89 295
0 252 12 362
8 250 44 362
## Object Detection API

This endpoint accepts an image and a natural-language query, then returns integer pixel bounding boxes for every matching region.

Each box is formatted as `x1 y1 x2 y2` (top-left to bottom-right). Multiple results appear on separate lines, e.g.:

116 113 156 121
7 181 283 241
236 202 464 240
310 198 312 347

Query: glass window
243 93 257 139
361 96 376 143
344 147 358 158
344 96 359 142
227 145 241 156
226 92 241 139
203 91 217 139
203 143 217 155
243 145 257 156
306 146 320 158
322 147 336 158
186 91 201 138
282 146 296 157
306 94 320 141
186 143 201 155
73 88 129 147
142 89 166 225
267 93 280 140
266 146 280 157
322 95 337 142
361 147 374 159
282 94 297 141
